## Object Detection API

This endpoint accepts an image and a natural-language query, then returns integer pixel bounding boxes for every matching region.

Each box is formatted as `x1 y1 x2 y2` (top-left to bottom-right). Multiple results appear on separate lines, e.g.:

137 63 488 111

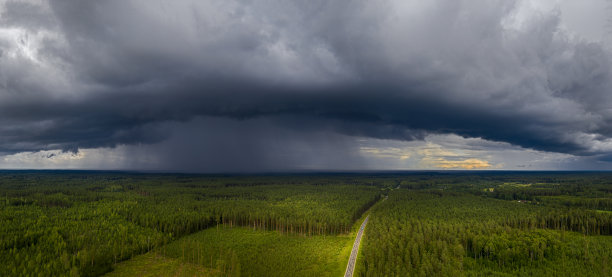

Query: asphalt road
344 215 369 277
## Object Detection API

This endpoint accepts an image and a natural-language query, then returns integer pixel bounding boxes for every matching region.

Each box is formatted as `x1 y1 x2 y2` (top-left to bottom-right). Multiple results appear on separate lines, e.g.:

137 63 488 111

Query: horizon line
0 168 611 175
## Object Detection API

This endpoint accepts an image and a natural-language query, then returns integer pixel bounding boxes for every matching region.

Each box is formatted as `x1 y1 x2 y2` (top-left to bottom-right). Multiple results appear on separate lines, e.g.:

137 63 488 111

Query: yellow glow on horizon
360 147 412 160
428 158 492 169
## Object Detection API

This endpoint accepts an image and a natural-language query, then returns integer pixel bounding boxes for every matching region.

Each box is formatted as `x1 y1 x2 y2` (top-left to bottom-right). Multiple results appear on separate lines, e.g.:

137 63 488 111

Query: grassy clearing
500 182 532 187
107 226 354 277
105 252 219 277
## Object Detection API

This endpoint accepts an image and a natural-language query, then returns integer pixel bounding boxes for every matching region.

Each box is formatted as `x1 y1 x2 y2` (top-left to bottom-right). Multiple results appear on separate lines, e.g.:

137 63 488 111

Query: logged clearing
105 252 217 277
107 226 353 277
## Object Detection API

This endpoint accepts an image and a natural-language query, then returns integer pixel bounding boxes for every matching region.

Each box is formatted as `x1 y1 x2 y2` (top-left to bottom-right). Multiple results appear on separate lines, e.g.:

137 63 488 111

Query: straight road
344 215 369 277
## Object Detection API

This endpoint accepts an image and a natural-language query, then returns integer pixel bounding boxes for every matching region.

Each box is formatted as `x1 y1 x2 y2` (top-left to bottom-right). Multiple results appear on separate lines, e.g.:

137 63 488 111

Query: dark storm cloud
1 0 612 165
126 117 368 172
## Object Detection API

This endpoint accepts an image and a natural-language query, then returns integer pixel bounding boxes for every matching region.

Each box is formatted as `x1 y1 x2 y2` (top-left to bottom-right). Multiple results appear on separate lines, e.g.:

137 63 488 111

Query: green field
104 253 215 277
108 226 354 277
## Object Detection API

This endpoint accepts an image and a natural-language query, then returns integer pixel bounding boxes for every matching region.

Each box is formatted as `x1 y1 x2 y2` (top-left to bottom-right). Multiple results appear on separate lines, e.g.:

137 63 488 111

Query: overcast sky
1 0 612 172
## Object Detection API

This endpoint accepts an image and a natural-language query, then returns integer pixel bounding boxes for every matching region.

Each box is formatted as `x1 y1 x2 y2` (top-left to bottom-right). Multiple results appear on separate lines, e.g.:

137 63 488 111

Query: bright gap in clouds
357 134 587 171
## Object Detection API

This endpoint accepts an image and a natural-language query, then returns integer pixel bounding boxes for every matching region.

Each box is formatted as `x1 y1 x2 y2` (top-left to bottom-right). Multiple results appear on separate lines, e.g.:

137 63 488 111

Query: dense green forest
0 172 380 276
358 173 612 276
1 171 611 276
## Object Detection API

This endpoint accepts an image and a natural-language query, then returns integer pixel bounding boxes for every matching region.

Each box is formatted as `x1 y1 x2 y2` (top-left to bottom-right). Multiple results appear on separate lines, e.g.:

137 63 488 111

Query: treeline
0 173 381 276
358 191 612 276
118 184 380 237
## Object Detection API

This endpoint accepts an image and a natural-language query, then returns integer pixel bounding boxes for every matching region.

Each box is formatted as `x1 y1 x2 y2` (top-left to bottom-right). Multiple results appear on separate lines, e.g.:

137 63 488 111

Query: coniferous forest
1 171 611 276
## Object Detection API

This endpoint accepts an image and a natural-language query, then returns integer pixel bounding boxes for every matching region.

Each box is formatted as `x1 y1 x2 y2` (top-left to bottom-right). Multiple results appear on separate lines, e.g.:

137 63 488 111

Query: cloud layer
1 0 611 170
